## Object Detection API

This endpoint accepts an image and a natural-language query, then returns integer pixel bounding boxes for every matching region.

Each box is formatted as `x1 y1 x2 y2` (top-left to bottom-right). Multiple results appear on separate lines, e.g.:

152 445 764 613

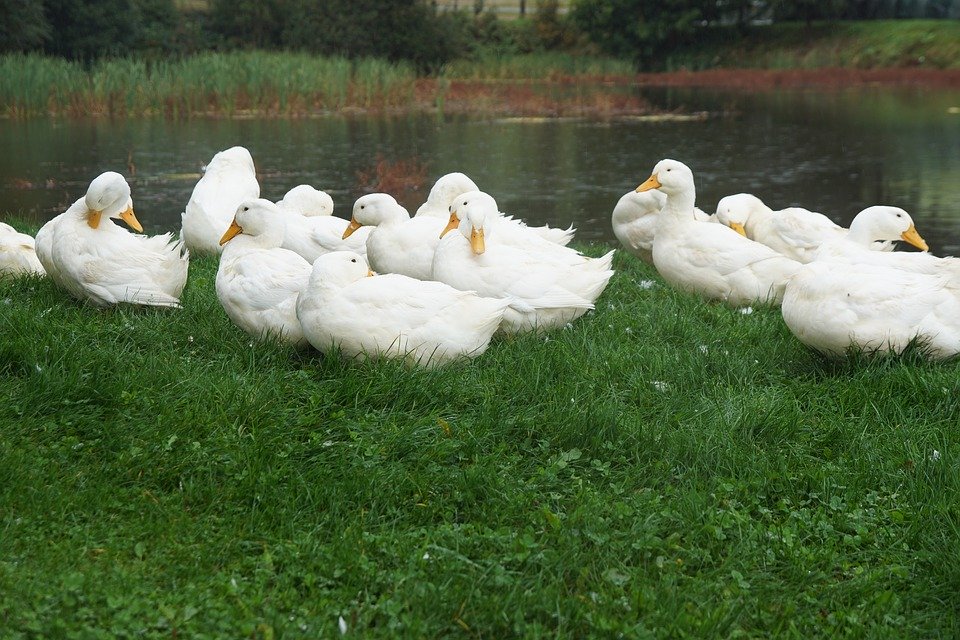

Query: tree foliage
0 0 51 53
281 0 460 70
570 0 707 63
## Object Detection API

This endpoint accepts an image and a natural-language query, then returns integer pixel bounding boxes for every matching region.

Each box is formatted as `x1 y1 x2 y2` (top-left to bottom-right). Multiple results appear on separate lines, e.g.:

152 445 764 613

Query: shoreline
2 67 958 120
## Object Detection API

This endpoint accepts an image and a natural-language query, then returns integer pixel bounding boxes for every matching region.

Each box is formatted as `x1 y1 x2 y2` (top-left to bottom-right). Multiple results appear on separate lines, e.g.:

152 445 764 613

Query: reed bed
440 52 635 80
0 52 418 118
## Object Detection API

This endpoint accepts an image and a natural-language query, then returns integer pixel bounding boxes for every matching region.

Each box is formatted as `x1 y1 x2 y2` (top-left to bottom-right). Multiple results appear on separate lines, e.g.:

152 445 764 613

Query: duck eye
896 213 902 218
350 258 356 263
242 206 249 211
360 205 365 209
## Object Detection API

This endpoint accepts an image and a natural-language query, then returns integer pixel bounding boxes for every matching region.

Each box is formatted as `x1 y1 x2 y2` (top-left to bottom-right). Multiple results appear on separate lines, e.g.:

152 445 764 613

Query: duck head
636 159 694 198
343 193 409 239
440 190 497 255
84 171 142 232
715 193 766 237
219 198 286 248
310 250 375 287
849 206 928 251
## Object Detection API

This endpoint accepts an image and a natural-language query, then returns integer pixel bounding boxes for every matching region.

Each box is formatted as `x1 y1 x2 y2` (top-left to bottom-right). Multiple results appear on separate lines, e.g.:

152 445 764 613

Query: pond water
2 84 959 253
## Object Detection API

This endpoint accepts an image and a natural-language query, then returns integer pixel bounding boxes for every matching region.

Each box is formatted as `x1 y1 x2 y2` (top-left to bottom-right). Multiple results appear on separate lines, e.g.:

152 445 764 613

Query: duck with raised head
636 159 801 306
216 199 312 346
781 206 960 359
342 193 446 280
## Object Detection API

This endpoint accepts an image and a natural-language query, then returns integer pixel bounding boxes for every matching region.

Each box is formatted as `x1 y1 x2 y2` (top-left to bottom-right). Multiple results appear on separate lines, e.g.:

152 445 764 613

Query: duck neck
660 186 697 225
844 223 878 249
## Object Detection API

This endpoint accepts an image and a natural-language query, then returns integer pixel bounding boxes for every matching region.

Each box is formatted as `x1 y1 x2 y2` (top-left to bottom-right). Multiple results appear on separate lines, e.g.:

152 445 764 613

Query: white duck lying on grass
276 184 371 262
343 193 446 281
781 207 960 359
35 171 188 308
714 193 895 263
432 190 614 334
0 222 45 278
415 171 575 246
181 146 260 255
296 251 509 368
637 159 801 307
217 199 312 347
611 187 712 264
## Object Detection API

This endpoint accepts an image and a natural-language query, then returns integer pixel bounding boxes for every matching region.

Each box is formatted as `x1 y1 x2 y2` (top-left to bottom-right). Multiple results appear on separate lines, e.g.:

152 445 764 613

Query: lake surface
2 84 959 253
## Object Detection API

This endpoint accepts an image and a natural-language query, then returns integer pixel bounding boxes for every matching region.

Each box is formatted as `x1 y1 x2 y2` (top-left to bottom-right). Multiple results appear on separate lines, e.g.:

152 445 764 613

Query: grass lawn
1 246 959 637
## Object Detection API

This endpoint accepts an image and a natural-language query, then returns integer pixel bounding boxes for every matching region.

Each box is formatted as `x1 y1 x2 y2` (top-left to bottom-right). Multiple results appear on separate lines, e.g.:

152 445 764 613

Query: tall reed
0 52 419 118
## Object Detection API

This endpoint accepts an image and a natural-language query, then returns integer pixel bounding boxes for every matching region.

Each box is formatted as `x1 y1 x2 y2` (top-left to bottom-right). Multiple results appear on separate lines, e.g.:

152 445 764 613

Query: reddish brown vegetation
630 68 960 89
406 69 960 118
355 154 429 206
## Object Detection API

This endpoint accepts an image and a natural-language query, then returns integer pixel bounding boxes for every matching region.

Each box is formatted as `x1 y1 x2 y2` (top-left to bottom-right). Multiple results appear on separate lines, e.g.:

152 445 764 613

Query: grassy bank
0 52 638 119
1 20 958 118
1 245 959 637
670 20 960 71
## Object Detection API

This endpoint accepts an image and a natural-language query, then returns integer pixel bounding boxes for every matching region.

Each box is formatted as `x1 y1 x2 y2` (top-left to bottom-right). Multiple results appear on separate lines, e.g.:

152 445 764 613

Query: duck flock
1 147 955 365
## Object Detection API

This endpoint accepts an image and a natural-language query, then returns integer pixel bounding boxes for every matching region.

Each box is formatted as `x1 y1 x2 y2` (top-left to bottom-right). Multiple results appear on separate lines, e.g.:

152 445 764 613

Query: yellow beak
87 209 103 229
900 224 928 252
118 205 143 233
729 222 747 237
440 211 460 238
219 219 243 245
367 269 376 277
342 218 363 240
636 174 661 193
470 226 485 254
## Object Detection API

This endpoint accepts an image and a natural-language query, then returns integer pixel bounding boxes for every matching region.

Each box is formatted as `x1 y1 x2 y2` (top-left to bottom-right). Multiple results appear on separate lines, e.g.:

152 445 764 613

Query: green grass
1 241 959 637
668 20 960 71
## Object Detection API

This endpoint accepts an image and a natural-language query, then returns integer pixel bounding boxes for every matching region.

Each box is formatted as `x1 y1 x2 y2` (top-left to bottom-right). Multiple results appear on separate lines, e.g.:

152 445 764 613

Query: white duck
812 206 932 268
217 199 312 347
432 191 615 334
342 193 445 280
0 222 45 277
415 171 575 246
296 251 508 368
276 185 371 261
34 172 188 307
714 193 893 263
637 159 802 307
611 188 712 264
181 146 260 255
782 210 960 358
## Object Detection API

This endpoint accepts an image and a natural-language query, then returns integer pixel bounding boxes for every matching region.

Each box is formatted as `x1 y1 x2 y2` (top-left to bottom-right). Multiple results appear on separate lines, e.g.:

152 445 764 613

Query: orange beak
900 224 928 252
470 226 485 254
118 205 143 233
636 174 661 193
219 219 243 245
440 211 460 238
87 209 103 229
342 218 363 240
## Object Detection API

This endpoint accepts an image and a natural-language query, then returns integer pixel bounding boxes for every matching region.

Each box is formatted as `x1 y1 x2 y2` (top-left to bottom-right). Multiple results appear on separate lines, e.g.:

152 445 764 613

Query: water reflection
1 84 958 253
